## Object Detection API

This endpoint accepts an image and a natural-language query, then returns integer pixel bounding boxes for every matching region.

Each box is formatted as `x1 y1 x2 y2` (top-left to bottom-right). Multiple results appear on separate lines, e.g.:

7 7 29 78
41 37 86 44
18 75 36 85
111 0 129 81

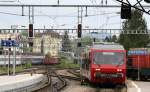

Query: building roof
0 33 21 40
35 30 60 38
91 44 125 50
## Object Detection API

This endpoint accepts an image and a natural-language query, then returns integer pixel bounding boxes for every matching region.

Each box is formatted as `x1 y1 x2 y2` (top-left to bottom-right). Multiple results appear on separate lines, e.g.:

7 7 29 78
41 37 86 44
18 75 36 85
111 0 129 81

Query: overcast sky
0 0 149 30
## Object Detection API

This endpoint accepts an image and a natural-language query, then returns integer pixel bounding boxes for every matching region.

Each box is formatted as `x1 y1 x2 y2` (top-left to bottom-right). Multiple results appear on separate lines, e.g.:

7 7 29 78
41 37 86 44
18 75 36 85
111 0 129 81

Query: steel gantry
0 28 149 35
0 4 148 8
0 2 149 19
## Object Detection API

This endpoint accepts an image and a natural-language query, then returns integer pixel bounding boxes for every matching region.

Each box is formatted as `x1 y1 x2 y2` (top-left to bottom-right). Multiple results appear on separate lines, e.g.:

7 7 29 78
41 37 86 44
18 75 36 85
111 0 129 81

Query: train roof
91 44 125 50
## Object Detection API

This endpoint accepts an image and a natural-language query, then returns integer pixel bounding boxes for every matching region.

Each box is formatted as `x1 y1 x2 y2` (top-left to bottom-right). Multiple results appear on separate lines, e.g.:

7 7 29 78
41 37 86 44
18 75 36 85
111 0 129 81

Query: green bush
24 61 32 68
56 56 79 69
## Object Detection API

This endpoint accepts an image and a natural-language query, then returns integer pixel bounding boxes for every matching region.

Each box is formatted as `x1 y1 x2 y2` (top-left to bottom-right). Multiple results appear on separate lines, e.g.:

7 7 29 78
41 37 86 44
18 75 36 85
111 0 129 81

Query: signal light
78 24 82 38
29 24 33 47
144 0 150 3
29 24 33 37
121 3 131 19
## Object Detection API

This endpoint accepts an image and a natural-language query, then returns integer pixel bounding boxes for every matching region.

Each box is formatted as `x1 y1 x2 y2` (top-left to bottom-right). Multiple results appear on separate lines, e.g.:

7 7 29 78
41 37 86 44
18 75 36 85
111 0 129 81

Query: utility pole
138 56 140 80
13 45 16 76
57 0 59 5
22 6 24 16
29 6 34 24
77 7 83 25
28 6 34 52
8 37 11 76
77 7 83 64
77 7 83 47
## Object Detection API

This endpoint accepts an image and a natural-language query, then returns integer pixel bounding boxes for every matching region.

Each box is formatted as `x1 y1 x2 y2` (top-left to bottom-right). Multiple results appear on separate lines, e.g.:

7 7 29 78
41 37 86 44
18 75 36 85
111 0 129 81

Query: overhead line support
0 4 149 8
115 0 150 15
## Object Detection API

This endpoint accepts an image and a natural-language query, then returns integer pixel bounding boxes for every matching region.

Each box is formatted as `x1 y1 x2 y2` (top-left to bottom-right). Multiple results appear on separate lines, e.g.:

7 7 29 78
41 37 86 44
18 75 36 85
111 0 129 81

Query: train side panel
128 54 150 80
81 46 126 85
43 56 59 65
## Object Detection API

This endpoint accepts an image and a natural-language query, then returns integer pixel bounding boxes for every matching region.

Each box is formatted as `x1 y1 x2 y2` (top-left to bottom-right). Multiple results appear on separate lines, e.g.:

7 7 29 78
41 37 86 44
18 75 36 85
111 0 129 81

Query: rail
49 69 67 92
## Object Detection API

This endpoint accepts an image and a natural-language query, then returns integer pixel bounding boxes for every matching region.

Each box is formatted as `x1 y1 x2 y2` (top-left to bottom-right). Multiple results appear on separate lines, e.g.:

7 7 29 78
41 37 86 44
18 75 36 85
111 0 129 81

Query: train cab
80 43 126 85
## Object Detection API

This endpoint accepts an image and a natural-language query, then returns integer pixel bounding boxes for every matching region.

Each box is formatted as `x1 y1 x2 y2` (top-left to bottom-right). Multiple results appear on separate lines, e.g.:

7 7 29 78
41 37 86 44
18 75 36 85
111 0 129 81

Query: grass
0 62 32 74
0 66 24 74
55 56 80 69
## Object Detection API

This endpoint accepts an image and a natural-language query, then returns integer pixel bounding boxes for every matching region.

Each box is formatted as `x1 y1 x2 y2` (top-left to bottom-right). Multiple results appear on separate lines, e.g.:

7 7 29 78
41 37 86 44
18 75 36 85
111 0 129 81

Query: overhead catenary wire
0 4 149 8
0 0 16 2
0 11 22 16
0 9 120 17
0 6 120 29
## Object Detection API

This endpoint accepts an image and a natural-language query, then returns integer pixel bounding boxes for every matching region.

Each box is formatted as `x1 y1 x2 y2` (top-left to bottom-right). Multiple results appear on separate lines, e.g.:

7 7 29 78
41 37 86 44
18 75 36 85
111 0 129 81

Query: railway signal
78 24 82 38
121 3 131 19
29 24 33 37
29 24 33 47
77 24 82 47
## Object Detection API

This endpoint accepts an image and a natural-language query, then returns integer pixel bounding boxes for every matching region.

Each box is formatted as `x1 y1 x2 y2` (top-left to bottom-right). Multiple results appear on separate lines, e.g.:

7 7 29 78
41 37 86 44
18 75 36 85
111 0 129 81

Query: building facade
33 31 61 57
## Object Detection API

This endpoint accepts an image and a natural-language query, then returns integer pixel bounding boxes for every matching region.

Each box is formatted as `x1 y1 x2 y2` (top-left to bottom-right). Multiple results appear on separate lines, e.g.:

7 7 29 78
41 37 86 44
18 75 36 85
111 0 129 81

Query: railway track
7 65 127 92
32 66 69 92
59 75 80 81
30 66 128 92
50 69 67 91
93 85 127 92
29 66 127 92
56 68 81 81
60 68 127 92
67 69 80 77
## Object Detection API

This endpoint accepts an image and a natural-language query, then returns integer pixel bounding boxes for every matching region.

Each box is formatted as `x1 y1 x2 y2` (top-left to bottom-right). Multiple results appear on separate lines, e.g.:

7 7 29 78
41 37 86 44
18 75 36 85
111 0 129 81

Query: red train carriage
80 43 126 85
127 48 150 80
43 54 59 65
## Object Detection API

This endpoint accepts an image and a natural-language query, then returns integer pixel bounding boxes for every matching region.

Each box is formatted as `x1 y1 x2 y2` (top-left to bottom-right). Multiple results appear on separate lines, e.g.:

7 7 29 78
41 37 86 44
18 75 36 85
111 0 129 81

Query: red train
80 43 126 85
127 48 150 80
43 54 59 65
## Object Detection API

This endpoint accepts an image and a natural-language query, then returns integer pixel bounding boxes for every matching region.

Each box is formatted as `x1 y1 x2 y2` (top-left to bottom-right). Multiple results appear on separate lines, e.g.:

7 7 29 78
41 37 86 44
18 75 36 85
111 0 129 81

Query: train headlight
95 68 101 71
117 69 122 72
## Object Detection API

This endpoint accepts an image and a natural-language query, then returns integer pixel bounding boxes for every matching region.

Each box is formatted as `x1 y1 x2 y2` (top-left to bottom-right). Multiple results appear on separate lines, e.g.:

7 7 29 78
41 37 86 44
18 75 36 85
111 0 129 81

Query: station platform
0 74 45 92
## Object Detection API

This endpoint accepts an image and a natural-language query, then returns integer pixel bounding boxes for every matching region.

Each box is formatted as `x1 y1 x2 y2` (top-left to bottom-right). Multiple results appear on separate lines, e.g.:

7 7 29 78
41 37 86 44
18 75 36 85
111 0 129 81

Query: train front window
93 52 124 65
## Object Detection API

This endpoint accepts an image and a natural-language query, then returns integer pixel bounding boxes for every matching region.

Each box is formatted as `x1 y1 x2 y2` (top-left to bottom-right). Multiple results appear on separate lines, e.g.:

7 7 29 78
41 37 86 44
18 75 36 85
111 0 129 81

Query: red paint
81 48 126 85
129 54 150 69
43 56 59 65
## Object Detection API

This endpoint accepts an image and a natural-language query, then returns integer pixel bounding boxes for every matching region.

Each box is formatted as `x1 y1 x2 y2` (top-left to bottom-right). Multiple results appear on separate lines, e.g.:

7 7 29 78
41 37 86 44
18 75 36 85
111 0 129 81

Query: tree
62 31 72 52
111 35 117 42
104 36 111 42
118 9 150 50
21 30 28 37
81 36 93 46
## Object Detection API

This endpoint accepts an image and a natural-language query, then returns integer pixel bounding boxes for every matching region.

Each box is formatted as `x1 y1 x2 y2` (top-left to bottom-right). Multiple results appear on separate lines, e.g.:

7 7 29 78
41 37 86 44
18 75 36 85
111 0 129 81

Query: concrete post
13 46 16 75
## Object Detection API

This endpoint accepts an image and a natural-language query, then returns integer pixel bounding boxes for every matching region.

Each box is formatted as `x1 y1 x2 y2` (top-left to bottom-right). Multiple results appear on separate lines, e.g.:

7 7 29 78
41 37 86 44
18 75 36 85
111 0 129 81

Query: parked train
127 48 150 80
80 43 126 85
43 54 59 65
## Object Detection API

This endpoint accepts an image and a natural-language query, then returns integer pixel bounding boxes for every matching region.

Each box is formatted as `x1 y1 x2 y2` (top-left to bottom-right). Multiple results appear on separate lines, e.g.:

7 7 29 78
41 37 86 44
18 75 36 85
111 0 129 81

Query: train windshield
93 52 124 65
